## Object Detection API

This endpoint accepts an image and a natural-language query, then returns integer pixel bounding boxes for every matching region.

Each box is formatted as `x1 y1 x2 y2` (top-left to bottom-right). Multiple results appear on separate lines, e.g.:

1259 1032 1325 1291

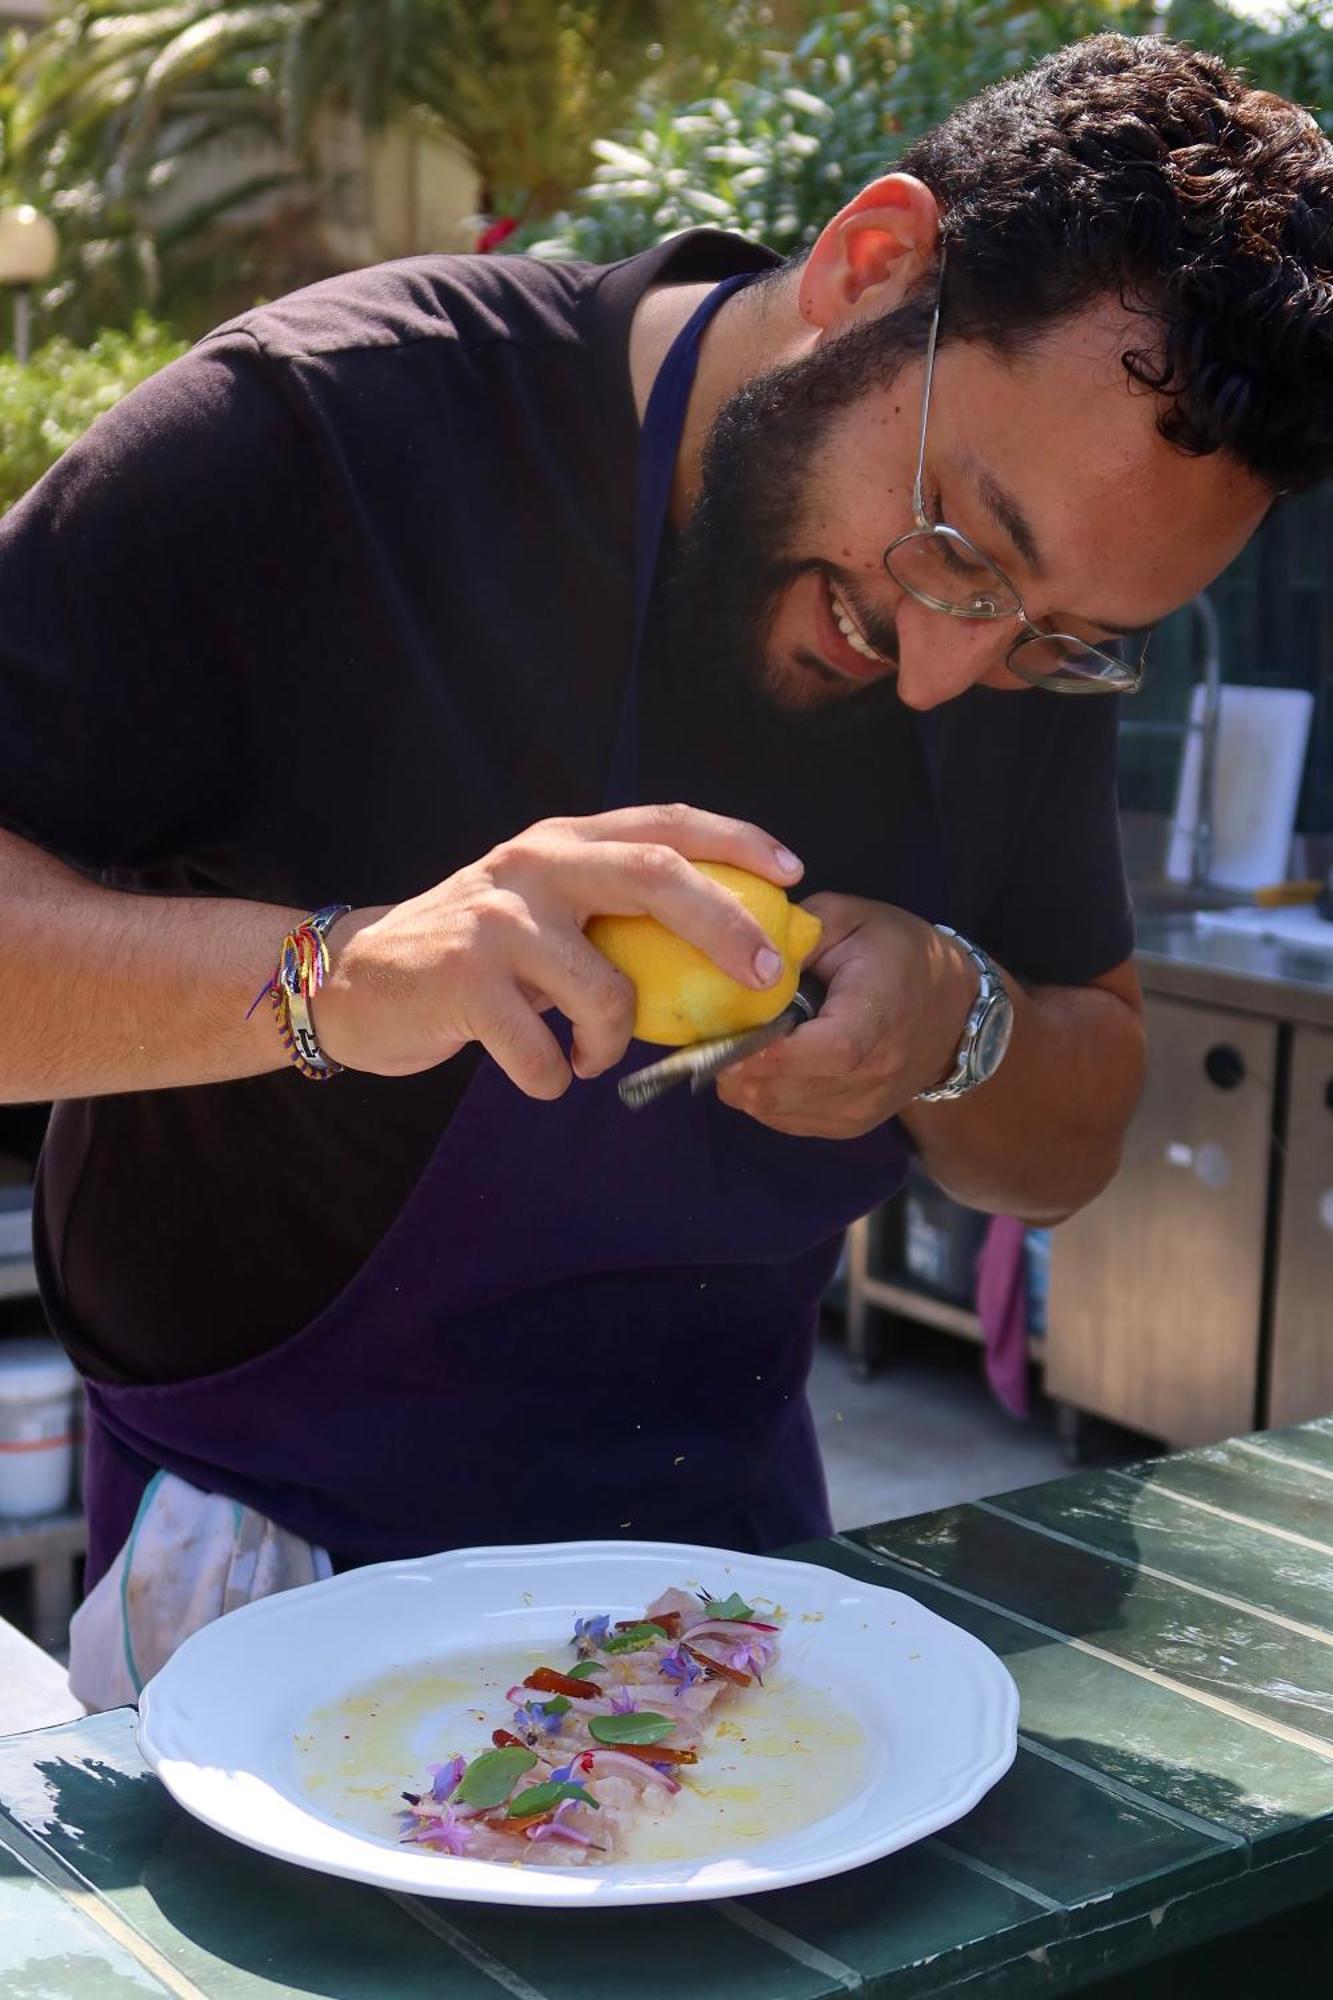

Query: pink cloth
974 1215 1030 1417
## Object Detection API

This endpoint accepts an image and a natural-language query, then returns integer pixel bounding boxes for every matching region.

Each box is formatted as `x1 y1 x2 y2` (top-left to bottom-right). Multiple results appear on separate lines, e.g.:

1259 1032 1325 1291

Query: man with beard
0 32 1328 1704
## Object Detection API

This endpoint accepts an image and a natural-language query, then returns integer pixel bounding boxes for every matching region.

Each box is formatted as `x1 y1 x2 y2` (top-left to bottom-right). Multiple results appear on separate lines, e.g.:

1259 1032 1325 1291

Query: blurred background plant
518 0 1333 261
0 0 1326 491
0 0 743 343
0 312 183 509
0 2 313 343
4 0 1328 347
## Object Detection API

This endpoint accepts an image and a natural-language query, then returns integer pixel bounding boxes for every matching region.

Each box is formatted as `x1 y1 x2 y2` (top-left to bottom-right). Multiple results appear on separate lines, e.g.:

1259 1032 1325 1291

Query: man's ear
799 174 940 331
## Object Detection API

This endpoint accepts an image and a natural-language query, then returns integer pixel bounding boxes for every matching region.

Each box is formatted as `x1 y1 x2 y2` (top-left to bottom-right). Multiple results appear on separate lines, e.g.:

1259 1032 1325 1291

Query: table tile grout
973 1497 1333 1648
831 1532 1333 1764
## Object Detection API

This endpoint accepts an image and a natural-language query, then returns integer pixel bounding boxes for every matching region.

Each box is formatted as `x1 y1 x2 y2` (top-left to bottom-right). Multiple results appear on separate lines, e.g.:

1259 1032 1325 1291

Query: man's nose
893 603 1015 709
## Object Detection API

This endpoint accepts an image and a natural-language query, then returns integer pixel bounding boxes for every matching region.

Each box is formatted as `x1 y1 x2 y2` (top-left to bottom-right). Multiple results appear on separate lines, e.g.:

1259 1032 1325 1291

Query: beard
646 282 935 752
637 289 940 887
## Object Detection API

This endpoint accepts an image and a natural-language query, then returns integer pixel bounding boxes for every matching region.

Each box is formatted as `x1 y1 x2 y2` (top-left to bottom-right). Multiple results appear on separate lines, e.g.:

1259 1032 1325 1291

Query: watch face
971 993 1014 1082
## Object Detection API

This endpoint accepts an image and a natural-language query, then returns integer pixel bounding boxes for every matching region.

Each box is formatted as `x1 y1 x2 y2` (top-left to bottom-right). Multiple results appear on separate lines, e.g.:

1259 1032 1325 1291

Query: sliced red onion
576 1748 680 1794
684 1620 780 1651
529 1821 598 1847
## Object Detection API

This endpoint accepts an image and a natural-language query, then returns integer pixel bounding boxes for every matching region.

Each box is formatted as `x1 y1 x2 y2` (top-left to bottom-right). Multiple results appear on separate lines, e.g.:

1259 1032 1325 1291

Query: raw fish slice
404 1586 781 1867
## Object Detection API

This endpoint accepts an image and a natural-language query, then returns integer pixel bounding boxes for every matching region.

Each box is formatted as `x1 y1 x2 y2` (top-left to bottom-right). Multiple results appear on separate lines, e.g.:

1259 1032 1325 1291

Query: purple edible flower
401 1804 472 1855
528 1797 598 1849
512 1699 565 1738
573 1613 612 1655
658 1644 704 1694
609 1687 638 1716
423 1807 472 1856
427 1755 465 1804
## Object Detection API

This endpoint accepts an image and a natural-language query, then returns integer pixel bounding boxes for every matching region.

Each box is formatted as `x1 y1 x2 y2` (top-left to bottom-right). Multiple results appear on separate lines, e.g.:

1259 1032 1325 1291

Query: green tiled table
5 1418 1333 1999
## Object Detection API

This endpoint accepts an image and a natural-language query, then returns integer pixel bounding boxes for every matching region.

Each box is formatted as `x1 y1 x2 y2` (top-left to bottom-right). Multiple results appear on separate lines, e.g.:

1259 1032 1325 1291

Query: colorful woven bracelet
247 903 352 1081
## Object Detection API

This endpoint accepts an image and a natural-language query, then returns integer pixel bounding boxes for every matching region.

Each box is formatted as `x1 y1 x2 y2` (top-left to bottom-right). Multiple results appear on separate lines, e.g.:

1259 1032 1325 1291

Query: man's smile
809 571 898 685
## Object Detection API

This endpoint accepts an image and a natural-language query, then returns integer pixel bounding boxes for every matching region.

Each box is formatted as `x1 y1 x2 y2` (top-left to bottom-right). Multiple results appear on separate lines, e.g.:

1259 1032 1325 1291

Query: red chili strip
524 1666 604 1699
683 1642 751 1688
491 1728 527 1750
482 1810 554 1837
616 1611 680 1637
592 1741 699 1766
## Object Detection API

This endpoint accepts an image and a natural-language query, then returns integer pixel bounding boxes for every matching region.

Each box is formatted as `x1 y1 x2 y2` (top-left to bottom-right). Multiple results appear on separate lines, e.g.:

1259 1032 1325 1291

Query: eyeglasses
882 250 1147 695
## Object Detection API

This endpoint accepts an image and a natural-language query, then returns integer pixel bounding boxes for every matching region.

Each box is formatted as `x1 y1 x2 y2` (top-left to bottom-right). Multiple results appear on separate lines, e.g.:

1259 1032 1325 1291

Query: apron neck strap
604 268 758 812
632 270 758 647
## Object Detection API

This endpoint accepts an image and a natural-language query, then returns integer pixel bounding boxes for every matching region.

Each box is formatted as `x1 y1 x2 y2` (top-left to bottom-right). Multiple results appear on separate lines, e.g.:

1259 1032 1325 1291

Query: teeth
829 584 887 663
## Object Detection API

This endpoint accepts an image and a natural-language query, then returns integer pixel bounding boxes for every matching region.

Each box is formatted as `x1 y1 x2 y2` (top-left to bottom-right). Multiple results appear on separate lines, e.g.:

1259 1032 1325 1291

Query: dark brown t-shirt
0 231 1132 1385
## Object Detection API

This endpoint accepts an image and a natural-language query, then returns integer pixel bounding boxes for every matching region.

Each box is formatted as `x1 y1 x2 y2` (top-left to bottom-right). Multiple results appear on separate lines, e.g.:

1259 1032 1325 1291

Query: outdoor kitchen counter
4 1416 1333 1998
1134 909 1333 1029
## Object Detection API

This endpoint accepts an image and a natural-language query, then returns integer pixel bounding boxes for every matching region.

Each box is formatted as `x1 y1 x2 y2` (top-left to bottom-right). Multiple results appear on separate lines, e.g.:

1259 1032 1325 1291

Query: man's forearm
899 965 1147 1225
0 827 302 1102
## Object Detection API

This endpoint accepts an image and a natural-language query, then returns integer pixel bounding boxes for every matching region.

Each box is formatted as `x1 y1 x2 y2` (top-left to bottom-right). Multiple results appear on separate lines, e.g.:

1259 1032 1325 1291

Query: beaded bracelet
247 903 352 1080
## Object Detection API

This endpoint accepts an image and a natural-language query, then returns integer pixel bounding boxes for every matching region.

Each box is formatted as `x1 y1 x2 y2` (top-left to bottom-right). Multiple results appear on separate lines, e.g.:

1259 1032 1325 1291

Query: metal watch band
915 924 1001 1104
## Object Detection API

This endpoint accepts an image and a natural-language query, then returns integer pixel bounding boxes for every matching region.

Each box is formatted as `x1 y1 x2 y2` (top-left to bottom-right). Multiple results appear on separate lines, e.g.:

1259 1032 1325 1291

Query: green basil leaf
603 1621 668 1654
566 1661 600 1680
454 1746 537 1808
506 1780 598 1819
539 1696 571 1718
588 1712 675 1746
703 1592 755 1622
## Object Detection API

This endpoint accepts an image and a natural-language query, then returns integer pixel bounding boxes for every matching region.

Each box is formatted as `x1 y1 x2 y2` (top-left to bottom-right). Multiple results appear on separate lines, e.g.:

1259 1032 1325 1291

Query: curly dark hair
896 33 1333 491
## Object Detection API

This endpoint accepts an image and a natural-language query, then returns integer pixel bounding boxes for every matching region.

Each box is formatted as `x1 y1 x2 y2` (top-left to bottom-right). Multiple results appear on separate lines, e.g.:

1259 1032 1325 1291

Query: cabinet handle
1204 1044 1246 1090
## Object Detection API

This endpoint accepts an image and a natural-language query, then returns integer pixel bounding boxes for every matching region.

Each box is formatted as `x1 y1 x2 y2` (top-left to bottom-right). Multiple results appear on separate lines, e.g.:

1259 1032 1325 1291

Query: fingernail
773 845 803 877
754 946 782 985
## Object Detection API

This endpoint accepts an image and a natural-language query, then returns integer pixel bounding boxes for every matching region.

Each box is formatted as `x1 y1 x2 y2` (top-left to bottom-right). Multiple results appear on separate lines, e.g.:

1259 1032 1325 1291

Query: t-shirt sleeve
949 692 1135 989
0 335 307 875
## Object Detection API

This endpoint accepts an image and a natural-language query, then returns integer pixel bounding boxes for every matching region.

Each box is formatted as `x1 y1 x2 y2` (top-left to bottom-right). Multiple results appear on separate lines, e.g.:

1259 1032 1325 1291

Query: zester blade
617 976 824 1110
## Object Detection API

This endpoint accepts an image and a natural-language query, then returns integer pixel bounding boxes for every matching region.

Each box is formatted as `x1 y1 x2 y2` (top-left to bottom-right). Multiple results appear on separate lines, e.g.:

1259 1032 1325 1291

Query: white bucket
0 1336 79 1520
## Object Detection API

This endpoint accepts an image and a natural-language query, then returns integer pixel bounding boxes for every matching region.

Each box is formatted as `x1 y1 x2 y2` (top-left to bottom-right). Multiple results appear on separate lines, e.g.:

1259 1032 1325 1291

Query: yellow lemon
587 861 823 1047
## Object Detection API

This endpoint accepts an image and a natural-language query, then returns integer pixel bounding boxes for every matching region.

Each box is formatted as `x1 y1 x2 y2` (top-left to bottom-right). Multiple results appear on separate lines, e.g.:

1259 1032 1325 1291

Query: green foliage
519 0 1154 262
1166 0 1333 132
0 314 185 512
0 4 309 343
3 0 1328 342
0 0 745 345
516 0 1331 264
277 0 757 214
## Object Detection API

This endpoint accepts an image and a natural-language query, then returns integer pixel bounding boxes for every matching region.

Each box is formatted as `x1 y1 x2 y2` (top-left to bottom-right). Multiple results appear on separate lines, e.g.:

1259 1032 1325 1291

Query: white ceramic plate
137 1539 1018 1907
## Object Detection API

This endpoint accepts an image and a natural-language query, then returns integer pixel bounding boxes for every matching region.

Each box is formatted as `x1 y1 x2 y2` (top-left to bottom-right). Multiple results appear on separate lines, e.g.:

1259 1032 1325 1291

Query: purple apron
82 275 948 1590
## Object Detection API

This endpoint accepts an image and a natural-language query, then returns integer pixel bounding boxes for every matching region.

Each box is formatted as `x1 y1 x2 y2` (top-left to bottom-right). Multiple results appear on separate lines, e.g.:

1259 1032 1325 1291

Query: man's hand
715 894 975 1138
317 804 803 1097
717 890 1146 1225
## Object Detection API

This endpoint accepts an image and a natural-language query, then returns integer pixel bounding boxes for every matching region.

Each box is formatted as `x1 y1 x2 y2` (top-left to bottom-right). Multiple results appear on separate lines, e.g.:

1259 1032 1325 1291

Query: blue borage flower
658 1644 704 1694
427 1755 465 1804
610 1687 638 1715
573 1613 611 1655
512 1699 566 1738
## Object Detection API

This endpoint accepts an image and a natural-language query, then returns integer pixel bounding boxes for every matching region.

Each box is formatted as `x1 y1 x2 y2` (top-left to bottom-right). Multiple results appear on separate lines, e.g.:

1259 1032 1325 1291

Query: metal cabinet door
1046 994 1276 1446
1267 1026 1333 1428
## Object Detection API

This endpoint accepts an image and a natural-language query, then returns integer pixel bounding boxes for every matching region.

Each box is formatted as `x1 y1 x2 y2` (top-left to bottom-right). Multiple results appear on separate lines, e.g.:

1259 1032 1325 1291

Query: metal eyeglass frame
882 248 1147 695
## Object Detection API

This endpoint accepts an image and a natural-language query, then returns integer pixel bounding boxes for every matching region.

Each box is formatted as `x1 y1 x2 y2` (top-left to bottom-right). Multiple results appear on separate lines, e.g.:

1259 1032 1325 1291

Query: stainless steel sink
1130 880 1247 918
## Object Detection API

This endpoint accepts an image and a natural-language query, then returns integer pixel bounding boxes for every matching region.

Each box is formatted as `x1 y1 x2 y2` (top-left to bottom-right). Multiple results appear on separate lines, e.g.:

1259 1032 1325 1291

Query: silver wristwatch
916 925 1014 1103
